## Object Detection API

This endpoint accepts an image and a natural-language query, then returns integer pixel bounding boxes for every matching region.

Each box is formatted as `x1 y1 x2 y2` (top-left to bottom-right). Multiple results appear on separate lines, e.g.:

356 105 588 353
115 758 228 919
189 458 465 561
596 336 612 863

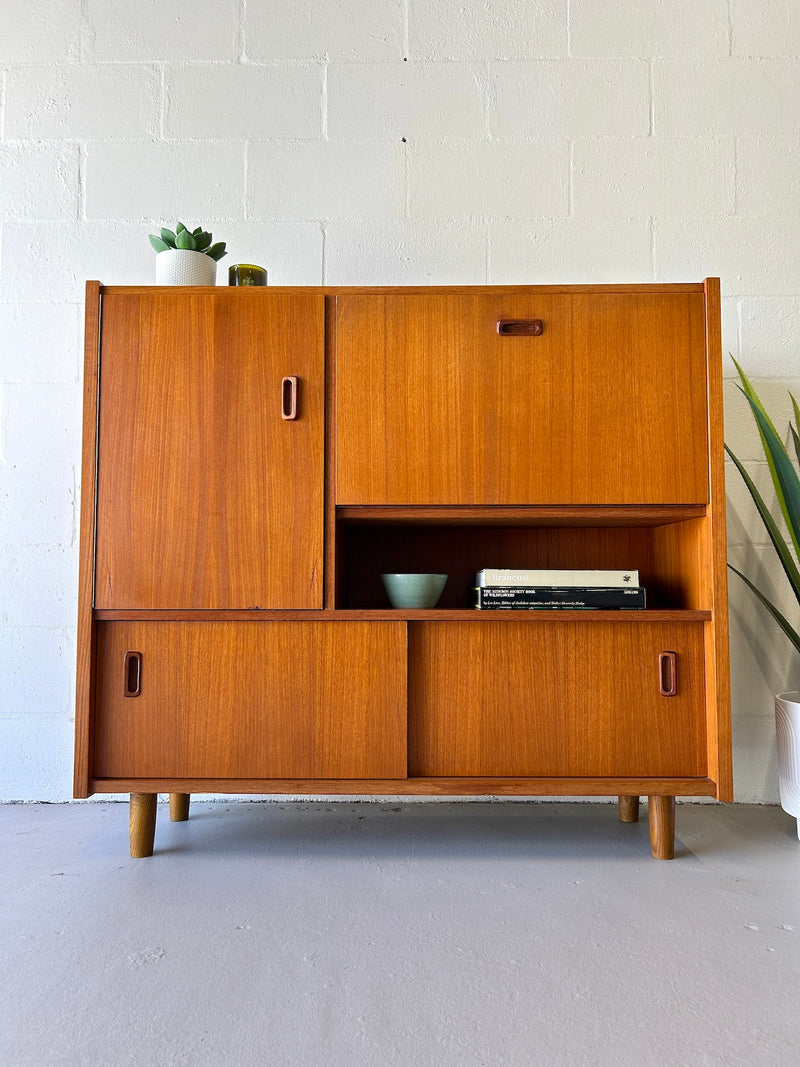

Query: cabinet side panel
74 281 101 798
704 277 732 799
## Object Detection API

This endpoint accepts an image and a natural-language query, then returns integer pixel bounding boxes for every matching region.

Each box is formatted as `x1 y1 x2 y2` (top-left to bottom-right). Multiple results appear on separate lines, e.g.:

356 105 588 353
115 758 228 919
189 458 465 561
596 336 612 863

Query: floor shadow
154 801 658 863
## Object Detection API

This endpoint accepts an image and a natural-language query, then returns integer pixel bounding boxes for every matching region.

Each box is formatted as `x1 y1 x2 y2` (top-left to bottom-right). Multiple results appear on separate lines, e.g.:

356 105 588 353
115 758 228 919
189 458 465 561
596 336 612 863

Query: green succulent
148 222 227 261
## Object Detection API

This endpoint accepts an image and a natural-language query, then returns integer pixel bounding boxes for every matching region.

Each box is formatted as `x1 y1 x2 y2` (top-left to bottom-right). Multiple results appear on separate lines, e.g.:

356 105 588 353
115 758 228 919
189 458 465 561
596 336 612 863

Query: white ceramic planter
775 692 800 839
155 249 217 286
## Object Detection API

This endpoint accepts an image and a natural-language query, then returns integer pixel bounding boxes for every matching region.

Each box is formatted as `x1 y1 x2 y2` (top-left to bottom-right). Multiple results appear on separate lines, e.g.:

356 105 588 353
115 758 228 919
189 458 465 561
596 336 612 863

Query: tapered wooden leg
169 793 190 822
129 793 157 858
618 795 640 823
648 795 676 860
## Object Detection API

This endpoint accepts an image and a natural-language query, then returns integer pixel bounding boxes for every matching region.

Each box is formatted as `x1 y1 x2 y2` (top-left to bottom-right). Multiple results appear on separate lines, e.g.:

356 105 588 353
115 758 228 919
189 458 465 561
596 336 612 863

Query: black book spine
474 586 647 609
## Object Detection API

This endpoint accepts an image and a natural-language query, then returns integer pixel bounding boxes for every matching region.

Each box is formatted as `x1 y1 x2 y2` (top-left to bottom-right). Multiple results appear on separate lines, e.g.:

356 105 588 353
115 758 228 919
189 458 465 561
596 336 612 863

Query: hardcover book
474 586 647 609
475 568 639 588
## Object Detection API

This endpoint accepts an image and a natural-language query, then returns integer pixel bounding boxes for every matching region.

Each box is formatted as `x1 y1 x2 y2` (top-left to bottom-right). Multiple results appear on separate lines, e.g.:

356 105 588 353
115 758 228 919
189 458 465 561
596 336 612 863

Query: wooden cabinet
75 281 731 861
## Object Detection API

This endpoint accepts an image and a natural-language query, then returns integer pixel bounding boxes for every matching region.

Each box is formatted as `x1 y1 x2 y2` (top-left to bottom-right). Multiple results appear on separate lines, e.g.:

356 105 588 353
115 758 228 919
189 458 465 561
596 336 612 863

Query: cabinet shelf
94 608 712 622
337 505 707 527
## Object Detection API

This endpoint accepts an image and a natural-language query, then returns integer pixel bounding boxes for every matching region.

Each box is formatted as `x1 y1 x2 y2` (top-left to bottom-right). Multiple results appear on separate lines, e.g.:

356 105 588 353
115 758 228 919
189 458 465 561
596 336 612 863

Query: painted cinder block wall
1 0 798 802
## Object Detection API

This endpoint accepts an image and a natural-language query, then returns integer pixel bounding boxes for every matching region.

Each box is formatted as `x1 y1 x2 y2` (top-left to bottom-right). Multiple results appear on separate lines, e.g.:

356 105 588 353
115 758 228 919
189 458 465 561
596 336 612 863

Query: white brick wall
1 0 798 803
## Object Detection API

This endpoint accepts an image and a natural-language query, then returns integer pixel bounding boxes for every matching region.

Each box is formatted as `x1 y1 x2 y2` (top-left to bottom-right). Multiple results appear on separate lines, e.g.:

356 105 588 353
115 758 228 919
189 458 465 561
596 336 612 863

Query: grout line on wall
0 68 6 139
322 64 328 140
736 297 744 360
0 383 7 466
726 0 734 56
71 465 79 548
77 142 87 220
403 138 410 220
78 0 90 62
158 64 166 140
483 60 491 140
238 0 247 62
243 140 249 219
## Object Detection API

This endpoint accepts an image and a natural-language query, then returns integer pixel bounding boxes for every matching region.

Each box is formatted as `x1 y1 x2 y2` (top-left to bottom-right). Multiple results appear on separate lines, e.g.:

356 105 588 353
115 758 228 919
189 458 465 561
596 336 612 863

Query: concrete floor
1 801 799 1067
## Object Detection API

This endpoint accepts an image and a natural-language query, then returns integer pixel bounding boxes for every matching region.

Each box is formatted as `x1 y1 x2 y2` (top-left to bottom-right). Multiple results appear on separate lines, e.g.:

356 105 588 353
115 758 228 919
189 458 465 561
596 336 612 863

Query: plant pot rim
776 691 800 702
157 248 213 260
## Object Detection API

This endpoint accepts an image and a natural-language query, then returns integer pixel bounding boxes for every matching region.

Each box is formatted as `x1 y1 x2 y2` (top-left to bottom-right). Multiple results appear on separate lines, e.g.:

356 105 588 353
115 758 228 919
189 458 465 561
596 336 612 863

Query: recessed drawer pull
124 651 142 698
497 319 543 336
659 651 677 697
281 376 298 420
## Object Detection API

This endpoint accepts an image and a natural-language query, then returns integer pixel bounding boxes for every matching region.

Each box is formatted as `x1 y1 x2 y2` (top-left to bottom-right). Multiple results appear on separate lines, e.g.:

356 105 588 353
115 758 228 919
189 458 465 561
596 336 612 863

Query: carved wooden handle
497 320 543 336
659 652 677 697
124 651 142 697
281 376 298 420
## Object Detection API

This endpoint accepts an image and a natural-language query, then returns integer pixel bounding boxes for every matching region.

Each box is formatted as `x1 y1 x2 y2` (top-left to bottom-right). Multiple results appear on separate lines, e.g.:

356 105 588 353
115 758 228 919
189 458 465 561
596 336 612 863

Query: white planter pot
155 249 217 286
775 691 800 840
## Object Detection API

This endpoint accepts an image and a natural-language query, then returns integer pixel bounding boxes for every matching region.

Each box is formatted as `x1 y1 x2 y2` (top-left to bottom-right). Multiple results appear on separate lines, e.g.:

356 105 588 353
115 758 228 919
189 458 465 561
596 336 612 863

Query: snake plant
726 357 800 655
148 221 227 261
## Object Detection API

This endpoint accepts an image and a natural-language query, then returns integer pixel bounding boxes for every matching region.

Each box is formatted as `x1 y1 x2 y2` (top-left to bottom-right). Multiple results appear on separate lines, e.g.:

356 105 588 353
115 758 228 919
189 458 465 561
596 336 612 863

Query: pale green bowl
381 573 448 609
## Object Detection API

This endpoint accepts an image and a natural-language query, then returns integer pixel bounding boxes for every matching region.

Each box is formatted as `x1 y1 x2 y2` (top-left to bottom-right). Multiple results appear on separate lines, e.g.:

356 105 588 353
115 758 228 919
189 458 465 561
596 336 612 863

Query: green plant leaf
192 226 203 235
728 564 800 656
791 422 800 471
148 234 170 253
175 228 197 250
731 357 792 535
791 392 800 468
206 242 227 261
194 231 212 252
725 443 800 603
160 227 176 247
731 357 782 439
176 222 187 234
739 389 800 561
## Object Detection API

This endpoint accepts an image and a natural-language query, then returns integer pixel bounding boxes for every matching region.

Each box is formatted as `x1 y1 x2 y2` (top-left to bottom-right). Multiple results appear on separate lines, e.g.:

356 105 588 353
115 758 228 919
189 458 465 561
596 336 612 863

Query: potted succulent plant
726 358 800 839
148 222 227 286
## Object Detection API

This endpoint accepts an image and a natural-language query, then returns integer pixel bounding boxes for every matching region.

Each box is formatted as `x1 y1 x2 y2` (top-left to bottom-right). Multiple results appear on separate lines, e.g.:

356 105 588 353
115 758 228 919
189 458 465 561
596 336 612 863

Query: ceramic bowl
380 573 448 609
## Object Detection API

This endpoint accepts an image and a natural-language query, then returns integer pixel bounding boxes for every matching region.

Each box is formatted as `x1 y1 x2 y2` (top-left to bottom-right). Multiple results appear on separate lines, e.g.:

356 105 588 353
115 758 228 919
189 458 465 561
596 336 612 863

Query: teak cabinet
75 281 732 860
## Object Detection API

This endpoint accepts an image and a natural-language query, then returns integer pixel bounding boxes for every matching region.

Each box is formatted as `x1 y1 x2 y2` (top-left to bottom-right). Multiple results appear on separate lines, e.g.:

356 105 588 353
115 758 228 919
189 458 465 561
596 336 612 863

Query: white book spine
475 568 640 588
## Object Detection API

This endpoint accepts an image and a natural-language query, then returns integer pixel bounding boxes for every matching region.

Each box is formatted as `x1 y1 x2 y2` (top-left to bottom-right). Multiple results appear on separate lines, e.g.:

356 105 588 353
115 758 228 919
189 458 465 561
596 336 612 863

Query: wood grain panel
408 620 707 777
95 291 324 609
94 622 407 779
335 292 709 505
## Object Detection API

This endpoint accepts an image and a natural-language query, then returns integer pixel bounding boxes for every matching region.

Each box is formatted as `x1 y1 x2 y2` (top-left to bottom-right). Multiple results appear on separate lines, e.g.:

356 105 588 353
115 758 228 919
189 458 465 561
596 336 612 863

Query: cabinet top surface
93 281 713 297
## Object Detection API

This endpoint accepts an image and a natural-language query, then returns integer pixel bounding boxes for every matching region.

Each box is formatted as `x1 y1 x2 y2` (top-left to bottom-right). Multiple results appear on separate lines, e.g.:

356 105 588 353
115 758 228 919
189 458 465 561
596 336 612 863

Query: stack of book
474 568 646 610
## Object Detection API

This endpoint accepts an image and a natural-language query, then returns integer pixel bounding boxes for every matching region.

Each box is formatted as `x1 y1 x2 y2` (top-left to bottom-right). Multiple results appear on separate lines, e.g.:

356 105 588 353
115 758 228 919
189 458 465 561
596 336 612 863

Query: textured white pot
155 249 217 286
775 692 800 840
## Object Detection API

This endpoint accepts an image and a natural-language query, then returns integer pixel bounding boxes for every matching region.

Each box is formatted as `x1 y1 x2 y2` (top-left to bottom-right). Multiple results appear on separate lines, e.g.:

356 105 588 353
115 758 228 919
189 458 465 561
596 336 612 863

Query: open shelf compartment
334 507 711 613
